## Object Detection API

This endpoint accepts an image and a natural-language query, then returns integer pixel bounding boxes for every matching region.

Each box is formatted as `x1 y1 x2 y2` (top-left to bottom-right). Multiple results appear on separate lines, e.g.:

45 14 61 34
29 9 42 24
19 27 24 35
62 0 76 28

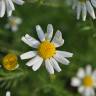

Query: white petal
20 51 37 60
6 0 15 10
76 1 81 20
71 77 81 87
52 30 64 47
21 34 40 48
78 86 85 93
91 0 96 8
13 0 24 5
54 53 70 65
90 88 95 96
82 3 87 21
83 88 95 96
0 0 5 17
7 10 13 17
56 51 73 58
85 65 92 75
50 57 61 72
21 36 32 47
86 1 96 19
77 68 85 79
92 70 96 87
25 34 40 48
36 25 45 41
11 26 18 32
32 57 43 71
26 55 41 67
5 0 14 17
92 70 96 80
45 24 53 41
45 59 54 74
15 17 22 24
6 91 11 96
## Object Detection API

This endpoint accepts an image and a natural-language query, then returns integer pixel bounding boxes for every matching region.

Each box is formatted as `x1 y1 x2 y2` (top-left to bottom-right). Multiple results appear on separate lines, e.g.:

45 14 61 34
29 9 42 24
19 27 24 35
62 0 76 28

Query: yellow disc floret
10 18 16 26
38 41 56 59
83 76 93 87
3 54 18 71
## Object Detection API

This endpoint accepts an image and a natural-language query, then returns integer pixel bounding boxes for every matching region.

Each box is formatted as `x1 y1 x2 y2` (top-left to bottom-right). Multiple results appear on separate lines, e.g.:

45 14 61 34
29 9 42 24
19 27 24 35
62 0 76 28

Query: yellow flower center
10 19 16 26
83 76 93 87
38 41 56 59
3 54 18 71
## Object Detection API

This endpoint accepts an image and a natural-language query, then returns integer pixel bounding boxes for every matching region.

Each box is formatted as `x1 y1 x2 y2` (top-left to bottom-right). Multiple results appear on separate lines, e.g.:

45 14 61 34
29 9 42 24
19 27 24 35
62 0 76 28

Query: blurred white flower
5 16 22 32
20 24 73 74
6 91 11 96
71 0 96 21
0 0 24 18
71 65 96 96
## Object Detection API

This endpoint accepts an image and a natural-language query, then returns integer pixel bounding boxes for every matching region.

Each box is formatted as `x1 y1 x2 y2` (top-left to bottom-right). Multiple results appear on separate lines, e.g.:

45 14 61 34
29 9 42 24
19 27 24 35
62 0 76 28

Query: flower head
5 16 22 32
0 0 24 18
71 65 96 96
3 54 19 71
71 0 96 21
20 24 73 74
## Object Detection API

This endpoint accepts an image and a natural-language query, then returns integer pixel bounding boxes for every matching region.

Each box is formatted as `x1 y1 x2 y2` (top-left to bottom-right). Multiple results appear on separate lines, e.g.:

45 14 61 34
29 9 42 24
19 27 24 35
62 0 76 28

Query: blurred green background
0 0 96 96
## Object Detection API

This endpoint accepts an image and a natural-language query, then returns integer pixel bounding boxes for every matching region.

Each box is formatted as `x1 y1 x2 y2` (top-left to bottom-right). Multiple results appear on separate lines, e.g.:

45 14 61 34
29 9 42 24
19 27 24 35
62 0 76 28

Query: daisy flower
6 91 11 96
20 24 73 74
72 0 96 21
5 16 22 32
71 65 96 96
0 0 24 18
3 54 19 71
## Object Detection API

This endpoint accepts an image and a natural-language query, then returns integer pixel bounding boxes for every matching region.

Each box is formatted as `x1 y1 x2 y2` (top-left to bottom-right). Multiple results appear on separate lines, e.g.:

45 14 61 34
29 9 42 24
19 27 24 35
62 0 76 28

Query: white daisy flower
5 16 22 32
0 0 24 18
20 24 73 74
72 0 96 21
71 65 96 96
6 91 11 96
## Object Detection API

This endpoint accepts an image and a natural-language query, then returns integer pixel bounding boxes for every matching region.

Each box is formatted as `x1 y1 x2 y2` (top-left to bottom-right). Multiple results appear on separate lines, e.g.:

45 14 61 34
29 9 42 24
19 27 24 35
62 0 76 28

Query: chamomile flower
3 54 19 71
0 0 24 18
6 91 11 96
71 65 96 96
20 24 73 74
72 0 96 21
5 16 22 32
